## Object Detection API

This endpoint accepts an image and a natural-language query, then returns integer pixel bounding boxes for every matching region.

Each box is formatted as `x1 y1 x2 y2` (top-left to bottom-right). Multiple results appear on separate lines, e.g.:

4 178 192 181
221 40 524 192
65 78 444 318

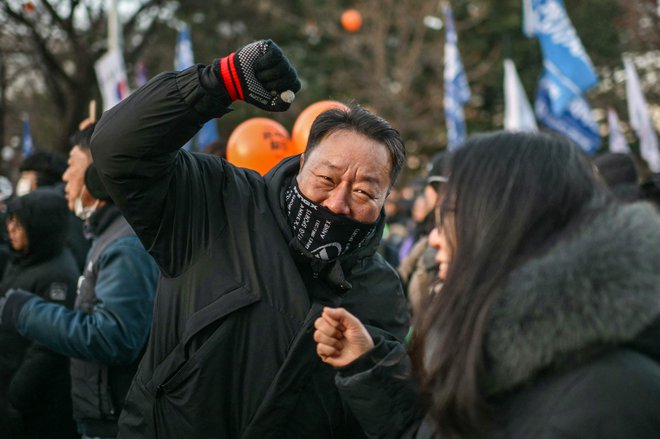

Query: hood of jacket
263 155 386 288
484 202 660 396
7 188 69 265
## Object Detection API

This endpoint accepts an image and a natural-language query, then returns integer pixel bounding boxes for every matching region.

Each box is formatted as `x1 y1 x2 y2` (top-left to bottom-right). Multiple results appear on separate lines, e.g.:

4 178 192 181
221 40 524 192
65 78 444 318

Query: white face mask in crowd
74 191 100 221
15 178 34 197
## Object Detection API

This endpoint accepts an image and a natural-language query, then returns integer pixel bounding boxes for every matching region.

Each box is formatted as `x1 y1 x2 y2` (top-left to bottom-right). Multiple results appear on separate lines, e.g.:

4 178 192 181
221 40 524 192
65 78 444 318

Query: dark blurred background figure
0 177 14 281
16 152 68 197
17 149 90 272
0 189 79 438
399 176 436 260
398 152 448 314
593 152 640 202
380 187 414 268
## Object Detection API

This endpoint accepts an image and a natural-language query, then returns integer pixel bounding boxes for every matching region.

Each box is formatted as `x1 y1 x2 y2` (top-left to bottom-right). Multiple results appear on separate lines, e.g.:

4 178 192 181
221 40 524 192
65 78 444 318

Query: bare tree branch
125 17 161 64
123 0 165 38
87 1 103 34
69 0 80 22
1 4 74 88
41 0 79 49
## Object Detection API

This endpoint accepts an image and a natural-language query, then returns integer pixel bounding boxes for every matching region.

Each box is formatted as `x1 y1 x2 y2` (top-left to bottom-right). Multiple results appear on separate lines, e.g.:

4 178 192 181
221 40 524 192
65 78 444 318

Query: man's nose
323 186 351 216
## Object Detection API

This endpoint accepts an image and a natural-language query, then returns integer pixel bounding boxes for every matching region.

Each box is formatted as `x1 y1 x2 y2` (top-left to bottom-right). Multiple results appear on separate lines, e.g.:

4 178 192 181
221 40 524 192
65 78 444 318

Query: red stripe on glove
220 55 238 101
228 53 244 101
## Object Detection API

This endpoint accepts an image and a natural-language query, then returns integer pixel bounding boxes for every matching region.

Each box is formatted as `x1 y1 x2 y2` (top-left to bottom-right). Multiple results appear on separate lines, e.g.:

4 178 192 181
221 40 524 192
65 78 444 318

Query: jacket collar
84 204 123 239
484 202 660 395
263 155 385 288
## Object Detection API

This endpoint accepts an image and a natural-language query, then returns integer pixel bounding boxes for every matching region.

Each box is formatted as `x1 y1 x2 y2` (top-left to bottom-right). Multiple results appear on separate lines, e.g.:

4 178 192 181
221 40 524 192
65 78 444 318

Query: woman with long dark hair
314 131 660 438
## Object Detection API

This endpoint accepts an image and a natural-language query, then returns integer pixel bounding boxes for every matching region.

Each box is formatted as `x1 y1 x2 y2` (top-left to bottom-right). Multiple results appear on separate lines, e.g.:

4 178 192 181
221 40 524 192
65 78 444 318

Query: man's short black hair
304 104 406 186
19 151 68 187
69 123 96 151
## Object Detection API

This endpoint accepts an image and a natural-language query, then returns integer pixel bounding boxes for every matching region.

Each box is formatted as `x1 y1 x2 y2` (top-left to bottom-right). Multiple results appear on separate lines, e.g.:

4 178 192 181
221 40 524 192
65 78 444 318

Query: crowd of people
0 39 658 439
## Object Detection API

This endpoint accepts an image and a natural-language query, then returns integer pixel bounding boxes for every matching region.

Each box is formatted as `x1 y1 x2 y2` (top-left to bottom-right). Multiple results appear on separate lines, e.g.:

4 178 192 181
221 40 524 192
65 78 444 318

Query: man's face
15 171 38 196
296 130 392 224
62 145 92 211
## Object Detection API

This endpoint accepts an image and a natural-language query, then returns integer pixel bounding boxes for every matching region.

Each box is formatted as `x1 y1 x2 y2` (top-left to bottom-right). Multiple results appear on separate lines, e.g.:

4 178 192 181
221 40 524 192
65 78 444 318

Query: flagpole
108 0 122 52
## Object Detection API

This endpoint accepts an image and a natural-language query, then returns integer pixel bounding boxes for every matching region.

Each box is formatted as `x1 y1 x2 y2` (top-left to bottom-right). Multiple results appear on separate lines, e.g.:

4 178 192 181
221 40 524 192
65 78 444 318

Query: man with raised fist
92 39 409 438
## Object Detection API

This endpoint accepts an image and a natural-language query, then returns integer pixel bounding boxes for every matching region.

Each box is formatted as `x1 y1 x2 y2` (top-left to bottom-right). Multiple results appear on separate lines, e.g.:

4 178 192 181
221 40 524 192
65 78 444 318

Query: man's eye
355 189 374 200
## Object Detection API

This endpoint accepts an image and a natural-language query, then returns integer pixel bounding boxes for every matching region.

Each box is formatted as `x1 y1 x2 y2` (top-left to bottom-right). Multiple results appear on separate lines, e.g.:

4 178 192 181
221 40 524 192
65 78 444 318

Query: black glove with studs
215 39 301 112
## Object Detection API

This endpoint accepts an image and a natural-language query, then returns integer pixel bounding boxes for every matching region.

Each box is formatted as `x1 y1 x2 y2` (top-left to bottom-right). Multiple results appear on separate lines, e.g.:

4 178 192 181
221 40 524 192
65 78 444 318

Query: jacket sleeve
90 65 233 276
12 237 159 365
334 335 420 439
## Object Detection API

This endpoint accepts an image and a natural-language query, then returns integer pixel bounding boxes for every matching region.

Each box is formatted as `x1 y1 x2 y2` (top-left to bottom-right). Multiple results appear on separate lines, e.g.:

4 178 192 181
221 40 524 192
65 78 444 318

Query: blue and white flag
95 48 130 111
607 107 630 153
535 74 601 155
624 57 660 172
22 113 33 158
504 59 537 132
94 0 129 111
524 0 597 115
175 24 220 152
175 25 195 71
443 2 471 150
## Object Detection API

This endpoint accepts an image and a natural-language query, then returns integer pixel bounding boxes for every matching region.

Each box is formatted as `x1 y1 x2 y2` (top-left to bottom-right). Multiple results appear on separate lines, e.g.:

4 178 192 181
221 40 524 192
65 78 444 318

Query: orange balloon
227 118 294 175
341 9 362 33
291 100 349 155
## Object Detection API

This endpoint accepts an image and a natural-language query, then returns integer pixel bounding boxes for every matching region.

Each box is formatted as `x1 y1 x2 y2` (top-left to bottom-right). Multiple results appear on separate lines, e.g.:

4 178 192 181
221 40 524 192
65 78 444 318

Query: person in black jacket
0 189 79 438
17 150 90 272
315 131 660 438
90 39 409 438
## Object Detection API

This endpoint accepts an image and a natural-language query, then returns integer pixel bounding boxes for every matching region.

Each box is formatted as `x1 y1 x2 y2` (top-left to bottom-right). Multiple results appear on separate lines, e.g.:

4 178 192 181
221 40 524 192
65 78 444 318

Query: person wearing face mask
0 189 79 438
15 151 67 197
90 39 409 438
0 162 159 438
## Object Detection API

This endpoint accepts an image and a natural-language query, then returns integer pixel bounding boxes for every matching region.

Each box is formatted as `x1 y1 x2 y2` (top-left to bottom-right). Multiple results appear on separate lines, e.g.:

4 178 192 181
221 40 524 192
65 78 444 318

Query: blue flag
196 119 220 152
175 25 194 71
174 24 220 152
443 2 471 150
524 0 597 115
535 75 601 155
22 114 33 158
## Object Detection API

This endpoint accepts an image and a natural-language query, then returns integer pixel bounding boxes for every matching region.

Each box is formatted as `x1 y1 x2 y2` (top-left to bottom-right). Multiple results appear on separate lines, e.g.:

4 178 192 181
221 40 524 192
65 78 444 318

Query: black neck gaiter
285 182 377 261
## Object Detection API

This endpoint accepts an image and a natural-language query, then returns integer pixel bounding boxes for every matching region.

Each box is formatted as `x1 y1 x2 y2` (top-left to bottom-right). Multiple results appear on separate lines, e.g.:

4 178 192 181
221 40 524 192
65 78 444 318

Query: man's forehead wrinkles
315 164 385 189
